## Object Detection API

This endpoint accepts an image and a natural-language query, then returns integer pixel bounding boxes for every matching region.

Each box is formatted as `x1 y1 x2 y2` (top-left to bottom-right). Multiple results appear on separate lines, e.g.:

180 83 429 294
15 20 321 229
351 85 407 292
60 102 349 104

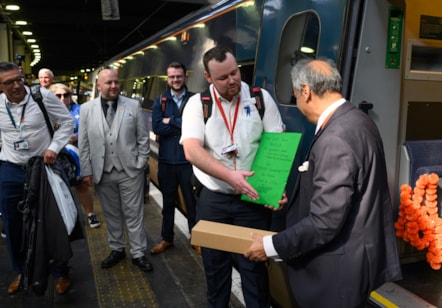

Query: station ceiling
2 0 209 76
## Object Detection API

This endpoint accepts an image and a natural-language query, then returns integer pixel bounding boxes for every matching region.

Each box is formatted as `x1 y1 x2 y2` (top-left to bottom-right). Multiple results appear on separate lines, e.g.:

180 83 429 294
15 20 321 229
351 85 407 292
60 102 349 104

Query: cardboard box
191 220 277 254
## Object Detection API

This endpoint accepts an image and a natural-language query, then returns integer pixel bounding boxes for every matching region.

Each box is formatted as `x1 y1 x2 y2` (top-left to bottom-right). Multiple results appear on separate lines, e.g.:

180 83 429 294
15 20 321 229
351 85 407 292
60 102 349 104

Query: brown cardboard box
191 220 277 254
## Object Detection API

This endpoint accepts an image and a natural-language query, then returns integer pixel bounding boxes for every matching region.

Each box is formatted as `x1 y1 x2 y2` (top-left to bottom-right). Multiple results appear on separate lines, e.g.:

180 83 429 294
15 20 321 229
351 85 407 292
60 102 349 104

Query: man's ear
302 84 312 101
203 71 212 84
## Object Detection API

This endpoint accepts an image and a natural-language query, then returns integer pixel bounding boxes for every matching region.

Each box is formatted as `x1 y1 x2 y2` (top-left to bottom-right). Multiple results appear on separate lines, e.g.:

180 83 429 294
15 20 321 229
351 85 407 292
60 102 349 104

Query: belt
1 161 26 171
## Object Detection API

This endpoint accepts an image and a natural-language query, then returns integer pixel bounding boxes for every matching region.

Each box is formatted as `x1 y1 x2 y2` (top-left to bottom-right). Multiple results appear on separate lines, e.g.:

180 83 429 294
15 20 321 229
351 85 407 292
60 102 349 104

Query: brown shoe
55 276 71 294
7 274 21 295
150 240 173 255
192 245 202 255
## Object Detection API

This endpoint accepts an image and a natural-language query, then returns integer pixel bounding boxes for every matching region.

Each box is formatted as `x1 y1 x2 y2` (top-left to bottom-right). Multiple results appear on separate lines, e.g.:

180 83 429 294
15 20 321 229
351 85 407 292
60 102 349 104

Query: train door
348 0 404 199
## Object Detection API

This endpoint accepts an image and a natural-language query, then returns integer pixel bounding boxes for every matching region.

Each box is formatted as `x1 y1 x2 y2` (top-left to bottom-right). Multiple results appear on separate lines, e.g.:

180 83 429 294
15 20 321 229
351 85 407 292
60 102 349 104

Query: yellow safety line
370 290 400 308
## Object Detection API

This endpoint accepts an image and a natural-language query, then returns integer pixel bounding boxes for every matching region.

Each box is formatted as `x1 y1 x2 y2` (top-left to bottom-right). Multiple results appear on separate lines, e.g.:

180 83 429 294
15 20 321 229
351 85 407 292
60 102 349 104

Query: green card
241 132 302 208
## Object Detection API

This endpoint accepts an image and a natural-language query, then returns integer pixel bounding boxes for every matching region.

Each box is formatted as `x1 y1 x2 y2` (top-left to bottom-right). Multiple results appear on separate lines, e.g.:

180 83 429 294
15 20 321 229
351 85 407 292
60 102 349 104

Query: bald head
96 69 120 100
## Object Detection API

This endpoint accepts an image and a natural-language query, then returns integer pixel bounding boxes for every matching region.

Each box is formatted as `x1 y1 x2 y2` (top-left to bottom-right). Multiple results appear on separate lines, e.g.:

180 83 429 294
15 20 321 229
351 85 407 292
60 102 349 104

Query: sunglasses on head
55 93 71 98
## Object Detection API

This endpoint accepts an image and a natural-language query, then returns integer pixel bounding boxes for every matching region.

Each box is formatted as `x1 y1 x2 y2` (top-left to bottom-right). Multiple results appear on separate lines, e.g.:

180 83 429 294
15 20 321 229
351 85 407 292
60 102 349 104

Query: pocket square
298 161 309 172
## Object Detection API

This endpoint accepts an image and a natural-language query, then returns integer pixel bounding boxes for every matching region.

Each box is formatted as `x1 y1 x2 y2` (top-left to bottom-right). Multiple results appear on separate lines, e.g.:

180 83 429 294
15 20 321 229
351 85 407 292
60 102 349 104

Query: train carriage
91 0 442 306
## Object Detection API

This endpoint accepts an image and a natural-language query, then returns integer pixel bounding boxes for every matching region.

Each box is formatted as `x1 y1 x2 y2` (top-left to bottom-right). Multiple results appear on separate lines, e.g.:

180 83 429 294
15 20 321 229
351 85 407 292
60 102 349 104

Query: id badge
14 139 29 151
221 144 237 155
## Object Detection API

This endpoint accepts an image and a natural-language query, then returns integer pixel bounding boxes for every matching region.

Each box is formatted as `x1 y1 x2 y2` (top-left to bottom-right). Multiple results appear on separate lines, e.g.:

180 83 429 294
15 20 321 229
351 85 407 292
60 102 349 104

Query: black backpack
199 85 265 123
30 85 80 186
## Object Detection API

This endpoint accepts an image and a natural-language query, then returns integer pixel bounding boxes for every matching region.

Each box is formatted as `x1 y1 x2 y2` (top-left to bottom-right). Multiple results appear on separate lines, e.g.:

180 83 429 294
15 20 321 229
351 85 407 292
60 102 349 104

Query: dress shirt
0 87 74 165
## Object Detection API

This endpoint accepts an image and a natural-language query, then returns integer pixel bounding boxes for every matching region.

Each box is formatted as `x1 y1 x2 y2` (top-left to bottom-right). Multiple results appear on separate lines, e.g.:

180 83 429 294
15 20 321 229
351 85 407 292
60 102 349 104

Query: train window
405 39 442 81
274 11 319 106
142 76 167 110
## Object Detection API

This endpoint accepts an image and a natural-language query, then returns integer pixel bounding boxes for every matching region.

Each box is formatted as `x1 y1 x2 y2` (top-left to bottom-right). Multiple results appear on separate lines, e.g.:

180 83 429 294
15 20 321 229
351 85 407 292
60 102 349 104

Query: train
89 0 442 306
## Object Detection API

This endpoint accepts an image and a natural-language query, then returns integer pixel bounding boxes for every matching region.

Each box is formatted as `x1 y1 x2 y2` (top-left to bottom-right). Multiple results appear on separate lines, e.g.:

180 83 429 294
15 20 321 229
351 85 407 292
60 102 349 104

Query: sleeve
42 88 75 154
181 93 205 143
261 89 285 133
152 95 181 136
135 101 150 165
78 103 92 176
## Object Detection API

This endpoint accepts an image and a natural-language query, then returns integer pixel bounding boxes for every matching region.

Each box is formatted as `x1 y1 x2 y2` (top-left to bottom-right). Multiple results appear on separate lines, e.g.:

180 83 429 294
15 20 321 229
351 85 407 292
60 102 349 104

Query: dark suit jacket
272 102 402 307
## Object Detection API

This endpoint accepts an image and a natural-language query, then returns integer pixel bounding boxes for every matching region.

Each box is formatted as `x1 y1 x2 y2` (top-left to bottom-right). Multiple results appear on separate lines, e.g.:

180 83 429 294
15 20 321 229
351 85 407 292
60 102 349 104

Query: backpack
30 85 81 186
200 85 265 123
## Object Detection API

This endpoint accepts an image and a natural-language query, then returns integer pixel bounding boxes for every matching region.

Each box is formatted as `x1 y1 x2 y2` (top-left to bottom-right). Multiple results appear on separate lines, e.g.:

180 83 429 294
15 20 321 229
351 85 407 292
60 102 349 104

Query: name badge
221 144 239 158
14 139 30 151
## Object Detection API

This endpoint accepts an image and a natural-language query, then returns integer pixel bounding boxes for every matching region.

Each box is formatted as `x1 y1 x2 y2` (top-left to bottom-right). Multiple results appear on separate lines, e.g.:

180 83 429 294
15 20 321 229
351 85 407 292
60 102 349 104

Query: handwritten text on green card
241 132 302 208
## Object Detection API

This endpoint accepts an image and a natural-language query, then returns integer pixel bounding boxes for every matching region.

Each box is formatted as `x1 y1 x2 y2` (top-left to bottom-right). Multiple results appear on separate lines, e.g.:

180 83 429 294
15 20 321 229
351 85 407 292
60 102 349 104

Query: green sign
241 132 302 208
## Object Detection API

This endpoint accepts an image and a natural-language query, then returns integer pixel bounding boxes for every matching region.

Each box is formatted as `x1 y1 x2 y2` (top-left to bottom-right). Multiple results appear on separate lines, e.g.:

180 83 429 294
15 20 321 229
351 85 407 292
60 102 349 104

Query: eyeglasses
55 93 71 98
0 76 24 86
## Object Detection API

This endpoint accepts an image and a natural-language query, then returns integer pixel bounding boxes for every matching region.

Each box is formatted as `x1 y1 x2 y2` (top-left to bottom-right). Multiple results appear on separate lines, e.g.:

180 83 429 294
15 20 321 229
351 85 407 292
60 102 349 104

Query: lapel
288 102 351 207
93 99 106 138
111 97 125 136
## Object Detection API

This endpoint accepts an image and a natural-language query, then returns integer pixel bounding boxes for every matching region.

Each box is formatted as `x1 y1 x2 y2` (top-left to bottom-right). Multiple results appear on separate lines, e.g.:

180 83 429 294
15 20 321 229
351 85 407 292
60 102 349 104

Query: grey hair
291 58 342 96
38 68 54 77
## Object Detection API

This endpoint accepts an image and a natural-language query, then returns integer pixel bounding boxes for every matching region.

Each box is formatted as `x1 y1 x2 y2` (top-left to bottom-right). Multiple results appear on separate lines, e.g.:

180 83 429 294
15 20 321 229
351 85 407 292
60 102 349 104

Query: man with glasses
150 62 198 255
0 62 75 295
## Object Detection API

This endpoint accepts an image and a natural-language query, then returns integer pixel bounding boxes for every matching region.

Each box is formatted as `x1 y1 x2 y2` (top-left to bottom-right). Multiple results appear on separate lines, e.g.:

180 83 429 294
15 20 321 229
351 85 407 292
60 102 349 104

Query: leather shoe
55 276 71 294
101 250 126 268
150 240 173 255
132 256 153 272
7 274 21 295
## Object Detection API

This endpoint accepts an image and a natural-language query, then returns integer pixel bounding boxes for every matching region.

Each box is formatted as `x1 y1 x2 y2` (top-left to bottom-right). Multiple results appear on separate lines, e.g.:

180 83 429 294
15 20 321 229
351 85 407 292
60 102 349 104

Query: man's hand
264 191 288 211
43 149 57 165
244 233 268 262
228 170 259 200
82 175 94 187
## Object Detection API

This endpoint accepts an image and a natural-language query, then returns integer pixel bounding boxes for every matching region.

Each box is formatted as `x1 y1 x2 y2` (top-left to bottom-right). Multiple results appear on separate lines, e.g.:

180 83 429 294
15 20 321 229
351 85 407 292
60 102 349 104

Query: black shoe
132 256 153 272
101 250 126 268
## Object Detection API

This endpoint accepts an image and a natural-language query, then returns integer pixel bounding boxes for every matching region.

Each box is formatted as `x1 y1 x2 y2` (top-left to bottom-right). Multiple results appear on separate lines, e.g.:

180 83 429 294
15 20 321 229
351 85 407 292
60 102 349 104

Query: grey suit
273 102 402 307
78 95 150 258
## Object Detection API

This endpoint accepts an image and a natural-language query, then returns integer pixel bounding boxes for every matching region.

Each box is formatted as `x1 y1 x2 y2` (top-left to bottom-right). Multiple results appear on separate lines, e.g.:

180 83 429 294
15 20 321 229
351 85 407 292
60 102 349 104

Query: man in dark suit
78 68 152 272
245 58 402 307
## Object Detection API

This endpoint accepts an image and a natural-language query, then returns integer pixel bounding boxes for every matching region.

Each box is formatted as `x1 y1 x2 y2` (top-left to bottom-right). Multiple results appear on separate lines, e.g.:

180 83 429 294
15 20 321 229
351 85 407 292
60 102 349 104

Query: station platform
0 183 244 308
1 183 442 307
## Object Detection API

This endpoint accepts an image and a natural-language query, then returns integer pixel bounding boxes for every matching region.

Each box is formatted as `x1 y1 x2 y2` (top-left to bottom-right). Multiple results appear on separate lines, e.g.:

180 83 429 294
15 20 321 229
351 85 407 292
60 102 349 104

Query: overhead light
27 38 36 43
300 46 315 54
22 31 33 36
15 20 27 25
5 4 20 11
30 44 39 48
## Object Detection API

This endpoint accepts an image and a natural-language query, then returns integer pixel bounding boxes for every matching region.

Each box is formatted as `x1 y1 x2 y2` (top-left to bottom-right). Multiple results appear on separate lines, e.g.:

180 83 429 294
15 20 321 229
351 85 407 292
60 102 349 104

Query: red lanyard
213 89 241 169
213 88 241 145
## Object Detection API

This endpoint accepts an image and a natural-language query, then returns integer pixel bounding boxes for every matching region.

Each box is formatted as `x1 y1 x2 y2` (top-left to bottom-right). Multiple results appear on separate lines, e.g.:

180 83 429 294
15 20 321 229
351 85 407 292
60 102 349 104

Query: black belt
1 161 26 171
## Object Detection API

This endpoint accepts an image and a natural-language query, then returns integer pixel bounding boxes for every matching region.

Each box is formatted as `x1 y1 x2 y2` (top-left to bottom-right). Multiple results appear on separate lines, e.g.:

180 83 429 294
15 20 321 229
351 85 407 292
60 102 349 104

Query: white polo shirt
181 81 284 194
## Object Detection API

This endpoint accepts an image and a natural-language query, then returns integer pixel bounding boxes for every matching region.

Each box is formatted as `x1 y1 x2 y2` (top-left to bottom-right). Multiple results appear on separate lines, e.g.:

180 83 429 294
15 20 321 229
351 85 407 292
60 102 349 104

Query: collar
101 96 118 107
315 98 346 134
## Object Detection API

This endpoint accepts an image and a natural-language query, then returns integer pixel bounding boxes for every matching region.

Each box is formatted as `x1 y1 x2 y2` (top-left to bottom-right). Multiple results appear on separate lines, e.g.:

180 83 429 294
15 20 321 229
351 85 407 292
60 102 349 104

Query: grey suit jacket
78 95 150 183
272 102 402 307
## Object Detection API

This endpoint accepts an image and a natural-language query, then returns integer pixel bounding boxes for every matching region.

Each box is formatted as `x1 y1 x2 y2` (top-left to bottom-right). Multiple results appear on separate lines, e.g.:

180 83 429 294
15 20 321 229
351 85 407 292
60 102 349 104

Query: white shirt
0 86 75 165
181 81 285 194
